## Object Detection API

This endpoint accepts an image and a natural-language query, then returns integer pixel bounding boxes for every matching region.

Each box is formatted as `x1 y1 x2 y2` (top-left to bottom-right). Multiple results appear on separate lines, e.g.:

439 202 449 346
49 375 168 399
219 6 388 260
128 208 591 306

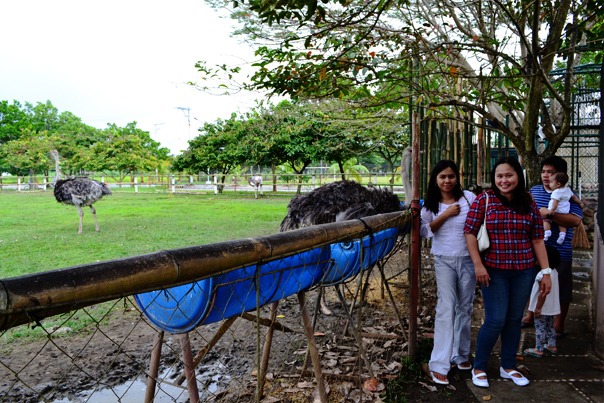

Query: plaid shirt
464 189 544 270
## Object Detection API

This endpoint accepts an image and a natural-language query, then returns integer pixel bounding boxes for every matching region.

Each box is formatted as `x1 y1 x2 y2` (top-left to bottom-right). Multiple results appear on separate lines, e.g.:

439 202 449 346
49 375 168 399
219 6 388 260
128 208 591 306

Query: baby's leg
557 225 567 244
544 220 552 241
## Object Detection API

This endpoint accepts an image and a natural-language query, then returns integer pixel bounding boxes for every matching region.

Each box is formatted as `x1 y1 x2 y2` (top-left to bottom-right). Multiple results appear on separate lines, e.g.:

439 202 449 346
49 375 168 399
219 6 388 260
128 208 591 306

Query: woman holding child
420 160 476 385
464 156 552 387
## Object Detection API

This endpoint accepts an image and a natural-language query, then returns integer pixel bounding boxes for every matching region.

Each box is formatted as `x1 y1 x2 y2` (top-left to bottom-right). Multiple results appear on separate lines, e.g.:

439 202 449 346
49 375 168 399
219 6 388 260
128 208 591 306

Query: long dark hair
490 156 532 214
424 160 463 214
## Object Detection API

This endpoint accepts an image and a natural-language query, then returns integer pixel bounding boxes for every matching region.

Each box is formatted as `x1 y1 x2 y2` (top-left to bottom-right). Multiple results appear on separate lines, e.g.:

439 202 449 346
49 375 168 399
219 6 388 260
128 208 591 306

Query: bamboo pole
0 212 411 331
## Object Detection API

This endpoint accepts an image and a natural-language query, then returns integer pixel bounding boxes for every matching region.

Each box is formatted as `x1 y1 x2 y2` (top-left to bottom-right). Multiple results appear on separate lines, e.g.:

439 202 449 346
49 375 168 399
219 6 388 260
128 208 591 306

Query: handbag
477 192 490 252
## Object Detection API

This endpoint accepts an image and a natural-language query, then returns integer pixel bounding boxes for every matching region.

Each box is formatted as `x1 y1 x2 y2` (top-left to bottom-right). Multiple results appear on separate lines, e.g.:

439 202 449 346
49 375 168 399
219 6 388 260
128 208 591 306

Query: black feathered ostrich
50 150 112 234
280 180 403 314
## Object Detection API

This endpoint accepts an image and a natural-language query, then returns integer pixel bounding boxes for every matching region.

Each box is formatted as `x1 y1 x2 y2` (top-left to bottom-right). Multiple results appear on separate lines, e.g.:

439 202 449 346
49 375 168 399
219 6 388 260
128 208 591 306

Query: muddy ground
0 245 480 402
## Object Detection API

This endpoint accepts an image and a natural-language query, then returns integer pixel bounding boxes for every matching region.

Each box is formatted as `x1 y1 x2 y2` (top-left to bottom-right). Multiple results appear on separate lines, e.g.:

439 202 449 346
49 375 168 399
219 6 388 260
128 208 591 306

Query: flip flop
457 361 472 370
430 371 449 385
523 348 544 358
544 345 558 354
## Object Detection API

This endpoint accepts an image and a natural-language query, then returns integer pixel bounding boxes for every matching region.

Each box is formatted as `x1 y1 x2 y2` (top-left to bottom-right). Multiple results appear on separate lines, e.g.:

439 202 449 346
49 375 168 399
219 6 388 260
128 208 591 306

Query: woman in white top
420 160 476 385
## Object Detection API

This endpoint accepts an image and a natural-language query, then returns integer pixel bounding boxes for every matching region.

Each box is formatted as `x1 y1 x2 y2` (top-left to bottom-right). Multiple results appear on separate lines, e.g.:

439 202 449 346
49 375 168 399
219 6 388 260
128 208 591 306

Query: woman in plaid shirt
464 157 552 388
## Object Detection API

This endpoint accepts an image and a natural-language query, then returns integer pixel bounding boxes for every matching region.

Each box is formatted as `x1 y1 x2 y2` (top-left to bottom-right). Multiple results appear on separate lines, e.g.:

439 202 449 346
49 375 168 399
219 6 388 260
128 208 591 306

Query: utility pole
176 107 191 131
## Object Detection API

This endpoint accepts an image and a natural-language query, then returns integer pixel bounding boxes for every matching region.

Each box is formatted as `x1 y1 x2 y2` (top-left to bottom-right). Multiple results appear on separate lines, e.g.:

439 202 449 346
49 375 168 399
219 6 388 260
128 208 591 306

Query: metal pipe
0 212 410 331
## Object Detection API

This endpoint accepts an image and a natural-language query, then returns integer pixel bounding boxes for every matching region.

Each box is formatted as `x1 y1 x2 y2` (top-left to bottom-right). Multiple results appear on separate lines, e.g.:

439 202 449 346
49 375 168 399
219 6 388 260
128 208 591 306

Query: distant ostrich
280 180 403 314
400 146 413 202
249 175 263 199
50 150 112 234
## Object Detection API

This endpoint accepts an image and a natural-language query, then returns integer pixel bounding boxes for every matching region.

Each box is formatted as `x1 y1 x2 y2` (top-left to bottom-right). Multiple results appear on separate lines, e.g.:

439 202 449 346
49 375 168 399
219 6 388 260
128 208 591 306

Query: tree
0 129 55 177
203 0 603 184
85 122 169 182
173 115 249 191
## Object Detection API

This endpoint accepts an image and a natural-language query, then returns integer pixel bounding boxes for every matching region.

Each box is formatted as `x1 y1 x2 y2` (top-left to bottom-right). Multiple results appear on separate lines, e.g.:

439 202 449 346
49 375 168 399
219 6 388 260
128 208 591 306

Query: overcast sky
1 0 263 154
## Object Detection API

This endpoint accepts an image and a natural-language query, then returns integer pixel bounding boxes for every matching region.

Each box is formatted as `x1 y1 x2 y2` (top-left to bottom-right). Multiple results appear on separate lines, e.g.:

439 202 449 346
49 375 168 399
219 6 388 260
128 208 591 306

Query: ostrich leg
90 205 100 232
76 205 84 234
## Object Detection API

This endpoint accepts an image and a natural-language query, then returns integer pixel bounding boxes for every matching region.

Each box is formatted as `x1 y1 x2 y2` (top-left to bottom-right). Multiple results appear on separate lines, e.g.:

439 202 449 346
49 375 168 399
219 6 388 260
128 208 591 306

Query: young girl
544 172 583 244
420 160 476 385
525 246 561 357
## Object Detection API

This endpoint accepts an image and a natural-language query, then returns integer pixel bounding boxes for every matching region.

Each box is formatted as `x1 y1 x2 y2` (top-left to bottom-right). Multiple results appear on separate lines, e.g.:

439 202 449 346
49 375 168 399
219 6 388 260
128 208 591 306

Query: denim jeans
474 267 534 371
429 255 476 375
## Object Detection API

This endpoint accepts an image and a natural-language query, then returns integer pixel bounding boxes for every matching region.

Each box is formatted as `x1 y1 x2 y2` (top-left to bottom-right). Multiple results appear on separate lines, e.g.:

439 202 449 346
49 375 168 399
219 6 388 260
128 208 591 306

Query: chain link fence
0 212 423 402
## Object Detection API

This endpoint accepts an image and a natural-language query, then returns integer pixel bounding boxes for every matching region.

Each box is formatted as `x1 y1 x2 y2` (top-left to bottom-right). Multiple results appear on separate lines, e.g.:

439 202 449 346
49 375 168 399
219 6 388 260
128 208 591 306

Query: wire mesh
0 223 414 402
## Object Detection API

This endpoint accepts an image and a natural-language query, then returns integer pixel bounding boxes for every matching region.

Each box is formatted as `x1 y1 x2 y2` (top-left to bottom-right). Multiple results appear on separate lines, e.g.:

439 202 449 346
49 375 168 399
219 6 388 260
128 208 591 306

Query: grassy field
0 190 293 278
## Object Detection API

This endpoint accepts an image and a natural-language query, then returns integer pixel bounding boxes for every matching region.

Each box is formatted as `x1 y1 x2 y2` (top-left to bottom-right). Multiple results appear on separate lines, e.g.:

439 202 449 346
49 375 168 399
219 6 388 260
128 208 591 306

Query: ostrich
50 150 112 234
280 180 403 314
249 175 263 199
400 146 413 203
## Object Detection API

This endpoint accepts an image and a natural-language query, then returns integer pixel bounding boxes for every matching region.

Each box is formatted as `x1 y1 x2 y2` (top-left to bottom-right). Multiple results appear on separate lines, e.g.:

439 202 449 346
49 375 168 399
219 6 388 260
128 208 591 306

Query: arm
548 199 559 214
428 204 461 233
465 233 489 286
570 194 583 207
531 238 551 295
539 207 582 228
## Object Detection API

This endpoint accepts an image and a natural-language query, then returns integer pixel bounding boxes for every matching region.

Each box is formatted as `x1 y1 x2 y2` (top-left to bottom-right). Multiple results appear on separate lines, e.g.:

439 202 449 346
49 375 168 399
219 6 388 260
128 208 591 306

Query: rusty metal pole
408 111 421 360
145 330 164 403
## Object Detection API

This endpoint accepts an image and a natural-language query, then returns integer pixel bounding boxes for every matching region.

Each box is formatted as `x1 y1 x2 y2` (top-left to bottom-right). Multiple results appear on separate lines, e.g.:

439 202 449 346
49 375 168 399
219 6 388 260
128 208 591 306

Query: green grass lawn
0 190 293 278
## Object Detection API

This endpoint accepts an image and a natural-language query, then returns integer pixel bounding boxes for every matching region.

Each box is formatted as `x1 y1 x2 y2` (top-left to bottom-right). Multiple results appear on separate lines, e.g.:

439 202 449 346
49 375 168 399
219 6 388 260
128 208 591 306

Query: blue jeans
474 267 534 371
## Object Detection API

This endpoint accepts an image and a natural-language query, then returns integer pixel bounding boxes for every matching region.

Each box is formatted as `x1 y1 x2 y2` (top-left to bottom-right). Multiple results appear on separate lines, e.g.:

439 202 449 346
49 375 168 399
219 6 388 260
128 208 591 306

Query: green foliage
203 0 599 184
0 100 172 177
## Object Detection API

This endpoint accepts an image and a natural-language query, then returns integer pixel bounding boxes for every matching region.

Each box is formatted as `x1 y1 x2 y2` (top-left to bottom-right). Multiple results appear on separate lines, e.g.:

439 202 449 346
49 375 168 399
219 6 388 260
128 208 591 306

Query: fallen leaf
363 377 379 392
482 395 492 401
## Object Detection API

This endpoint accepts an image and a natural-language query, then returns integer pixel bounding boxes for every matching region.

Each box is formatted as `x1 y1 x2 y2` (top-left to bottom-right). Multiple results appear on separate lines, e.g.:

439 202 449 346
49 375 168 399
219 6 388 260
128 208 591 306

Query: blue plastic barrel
322 227 399 286
135 246 330 333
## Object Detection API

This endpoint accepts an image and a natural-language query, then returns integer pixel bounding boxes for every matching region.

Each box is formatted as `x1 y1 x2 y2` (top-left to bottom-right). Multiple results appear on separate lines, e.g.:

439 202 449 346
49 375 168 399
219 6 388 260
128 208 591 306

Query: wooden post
145 330 164 403
256 301 279 400
179 333 200 403
409 111 421 359
297 292 327 403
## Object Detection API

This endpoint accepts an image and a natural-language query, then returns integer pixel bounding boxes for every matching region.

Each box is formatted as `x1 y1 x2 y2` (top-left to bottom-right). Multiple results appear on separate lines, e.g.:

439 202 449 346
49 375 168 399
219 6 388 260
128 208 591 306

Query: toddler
524 246 560 357
544 172 582 244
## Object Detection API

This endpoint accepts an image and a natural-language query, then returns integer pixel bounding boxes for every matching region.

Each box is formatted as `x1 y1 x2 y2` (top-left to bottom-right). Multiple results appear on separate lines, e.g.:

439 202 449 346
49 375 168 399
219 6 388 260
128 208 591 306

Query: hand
475 265 490 287
444 204 461 218
539 274 552 296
